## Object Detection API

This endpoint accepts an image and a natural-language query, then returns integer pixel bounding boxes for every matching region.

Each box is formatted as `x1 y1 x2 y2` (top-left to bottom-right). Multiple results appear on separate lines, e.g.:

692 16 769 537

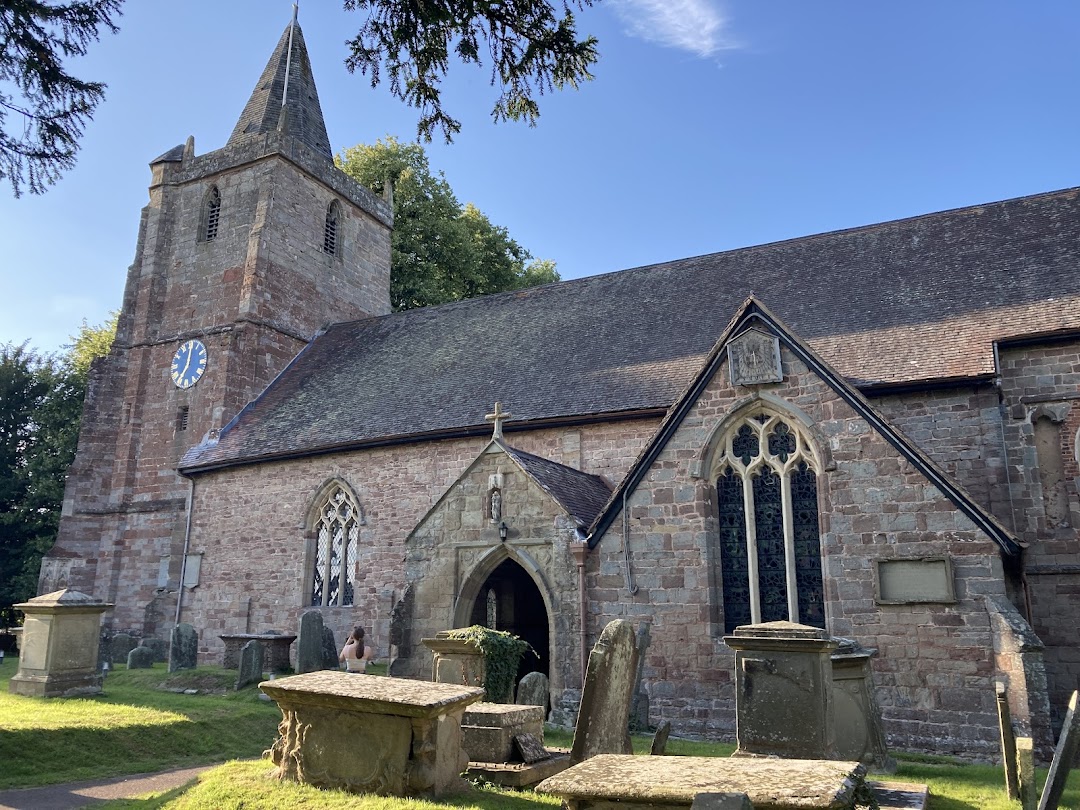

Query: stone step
867 780 929 810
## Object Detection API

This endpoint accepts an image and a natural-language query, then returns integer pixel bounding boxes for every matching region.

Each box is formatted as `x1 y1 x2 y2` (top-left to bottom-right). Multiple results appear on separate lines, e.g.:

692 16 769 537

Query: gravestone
127 644 155 669
296 611 325 674
462 703 545 762
516 671 549 712
651 720 672 755
1017 737 1036 810
321 626 338 670
630 621 652 731
1037 690 1079 810
168 623 198 672
570 619 639 765
235 640 265 690
423 633 485 688
109 633 137 665
8 590 112 697
515 732 551 764
724 621 838 760
141 637 168 662
996 681 1019 800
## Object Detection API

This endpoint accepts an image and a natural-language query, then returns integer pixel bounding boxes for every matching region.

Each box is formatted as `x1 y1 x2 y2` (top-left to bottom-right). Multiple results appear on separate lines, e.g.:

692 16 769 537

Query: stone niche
9 589 113 698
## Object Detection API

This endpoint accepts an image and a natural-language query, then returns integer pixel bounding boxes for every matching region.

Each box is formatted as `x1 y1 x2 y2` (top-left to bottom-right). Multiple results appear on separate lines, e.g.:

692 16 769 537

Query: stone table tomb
260 671 484 797
220 633 295 671
537 754 867 810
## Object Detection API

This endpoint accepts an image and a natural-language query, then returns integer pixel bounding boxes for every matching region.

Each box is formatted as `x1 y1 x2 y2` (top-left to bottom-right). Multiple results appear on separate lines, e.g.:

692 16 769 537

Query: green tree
338 136 559 311
0 315 115 626
343 0 598 142
0 0 122 196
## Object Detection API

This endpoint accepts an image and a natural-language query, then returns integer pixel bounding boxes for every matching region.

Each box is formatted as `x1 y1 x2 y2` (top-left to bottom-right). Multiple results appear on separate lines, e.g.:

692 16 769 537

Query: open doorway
469 558 550 684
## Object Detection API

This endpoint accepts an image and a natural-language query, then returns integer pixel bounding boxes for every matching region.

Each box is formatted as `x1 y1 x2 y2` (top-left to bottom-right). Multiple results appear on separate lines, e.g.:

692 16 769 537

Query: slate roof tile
182 186 1080 472
499 442 612 528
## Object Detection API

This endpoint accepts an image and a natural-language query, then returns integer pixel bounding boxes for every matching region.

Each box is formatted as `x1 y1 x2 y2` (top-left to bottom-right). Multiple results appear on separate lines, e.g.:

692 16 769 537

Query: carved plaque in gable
728 328 783 387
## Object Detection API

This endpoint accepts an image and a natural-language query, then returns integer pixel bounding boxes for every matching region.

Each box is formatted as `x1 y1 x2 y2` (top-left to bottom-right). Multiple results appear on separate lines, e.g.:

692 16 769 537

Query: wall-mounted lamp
498 522 508 542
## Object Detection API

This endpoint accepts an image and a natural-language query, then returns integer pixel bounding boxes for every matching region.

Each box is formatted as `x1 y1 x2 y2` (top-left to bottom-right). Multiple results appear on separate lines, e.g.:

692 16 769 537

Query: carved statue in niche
489 488 502 523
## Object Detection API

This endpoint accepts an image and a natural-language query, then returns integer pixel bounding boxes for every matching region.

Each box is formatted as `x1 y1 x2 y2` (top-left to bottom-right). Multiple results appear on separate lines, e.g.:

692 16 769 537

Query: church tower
40 17 392 635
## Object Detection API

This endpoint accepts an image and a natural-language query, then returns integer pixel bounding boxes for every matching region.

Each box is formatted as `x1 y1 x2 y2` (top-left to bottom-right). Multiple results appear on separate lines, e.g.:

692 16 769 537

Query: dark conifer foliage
0 0 122 196
343 0 599 141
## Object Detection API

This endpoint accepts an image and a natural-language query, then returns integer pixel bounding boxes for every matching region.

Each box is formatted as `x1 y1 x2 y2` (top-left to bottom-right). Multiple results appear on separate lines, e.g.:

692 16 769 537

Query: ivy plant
444 625 535 703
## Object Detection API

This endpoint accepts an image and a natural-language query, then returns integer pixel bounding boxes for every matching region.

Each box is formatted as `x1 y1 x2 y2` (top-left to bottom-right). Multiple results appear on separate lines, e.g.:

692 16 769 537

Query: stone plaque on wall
875 557 956 604
727 328 783 386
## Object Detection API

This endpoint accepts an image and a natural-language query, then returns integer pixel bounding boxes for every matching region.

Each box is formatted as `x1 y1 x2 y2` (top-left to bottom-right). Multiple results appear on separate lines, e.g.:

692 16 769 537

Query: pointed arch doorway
468 558 550 684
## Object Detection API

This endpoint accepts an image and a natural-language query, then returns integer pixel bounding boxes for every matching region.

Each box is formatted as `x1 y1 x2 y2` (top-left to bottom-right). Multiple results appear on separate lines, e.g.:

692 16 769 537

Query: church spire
227 14 332 158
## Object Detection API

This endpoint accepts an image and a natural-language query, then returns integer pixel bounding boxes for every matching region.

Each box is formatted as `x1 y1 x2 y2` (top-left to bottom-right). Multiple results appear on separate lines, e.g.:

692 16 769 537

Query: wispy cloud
609 0 732 58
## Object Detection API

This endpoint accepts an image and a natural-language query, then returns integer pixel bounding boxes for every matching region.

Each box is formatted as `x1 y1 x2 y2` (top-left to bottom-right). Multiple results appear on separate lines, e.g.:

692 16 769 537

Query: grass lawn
0 664 281 789
2 665 1078 809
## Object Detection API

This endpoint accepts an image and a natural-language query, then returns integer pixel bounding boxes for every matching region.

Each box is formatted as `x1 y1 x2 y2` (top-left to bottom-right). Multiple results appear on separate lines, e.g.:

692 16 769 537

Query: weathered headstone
651 719 672 755
516 670 549 712
141 637 168 662
630 621 652 731
996 681 1019 800
514 732 551 764
724 621 838 760
235 640 265 690
1017 736 1036 810
168 623 198 673
8 590 112 697
321 626 338 670
109 632 137 665
691 793 754 810
569 619 639 765
1037 690 1080 810
126 644 155 669
296 611 325 674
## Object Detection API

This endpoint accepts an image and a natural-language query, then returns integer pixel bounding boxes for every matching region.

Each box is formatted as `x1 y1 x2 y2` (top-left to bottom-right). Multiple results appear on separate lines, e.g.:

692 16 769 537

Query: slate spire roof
228 15 332 158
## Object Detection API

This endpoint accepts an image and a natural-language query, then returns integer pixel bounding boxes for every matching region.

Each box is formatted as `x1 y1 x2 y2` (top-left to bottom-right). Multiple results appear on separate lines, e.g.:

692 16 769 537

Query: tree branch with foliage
0 0 122 196
338 136 559 311
342 0 599 142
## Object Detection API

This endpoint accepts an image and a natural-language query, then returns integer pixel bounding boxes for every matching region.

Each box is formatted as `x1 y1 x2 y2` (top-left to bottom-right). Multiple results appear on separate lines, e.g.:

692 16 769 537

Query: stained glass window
714 412 825 632
310 483 362 606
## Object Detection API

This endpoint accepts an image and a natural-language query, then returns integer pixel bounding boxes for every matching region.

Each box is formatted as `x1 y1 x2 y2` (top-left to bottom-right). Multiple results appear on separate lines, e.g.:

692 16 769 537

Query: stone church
40 20 1080 759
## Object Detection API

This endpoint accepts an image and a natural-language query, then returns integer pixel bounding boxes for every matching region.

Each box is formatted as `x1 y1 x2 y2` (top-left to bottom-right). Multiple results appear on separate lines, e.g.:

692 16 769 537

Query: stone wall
587 346 1018 757
179 420 659 666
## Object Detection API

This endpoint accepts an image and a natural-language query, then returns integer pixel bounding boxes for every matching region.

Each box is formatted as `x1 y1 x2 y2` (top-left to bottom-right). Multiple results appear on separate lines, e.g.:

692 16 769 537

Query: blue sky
3 1 1079 354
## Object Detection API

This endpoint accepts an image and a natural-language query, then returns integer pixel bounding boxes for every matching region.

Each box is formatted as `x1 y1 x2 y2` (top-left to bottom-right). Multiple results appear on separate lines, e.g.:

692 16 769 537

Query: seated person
339 625 375 673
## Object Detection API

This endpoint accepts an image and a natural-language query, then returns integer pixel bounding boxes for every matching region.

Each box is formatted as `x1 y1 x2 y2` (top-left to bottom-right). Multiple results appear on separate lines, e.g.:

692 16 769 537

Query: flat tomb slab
536 754 866 810
260 672 485 797
260 671 485 717
466 751 572 788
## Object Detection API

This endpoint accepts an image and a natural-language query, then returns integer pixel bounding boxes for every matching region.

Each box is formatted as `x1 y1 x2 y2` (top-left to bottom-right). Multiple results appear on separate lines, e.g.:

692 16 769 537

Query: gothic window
310 483 362 607
713 410 825 633
202 186 221 242
323 200 340 255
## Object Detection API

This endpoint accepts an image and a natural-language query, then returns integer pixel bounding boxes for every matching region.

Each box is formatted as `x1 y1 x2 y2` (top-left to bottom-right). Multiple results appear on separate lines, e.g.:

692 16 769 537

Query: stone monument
235 639 265 690
516 670 550 712
830 638 892 770
296 611 325 674
422 633 485 689
724 621 838 759
261 671 484 797
127 644 156 669
570 619 639 765
168 623 198 672
8 590 112 697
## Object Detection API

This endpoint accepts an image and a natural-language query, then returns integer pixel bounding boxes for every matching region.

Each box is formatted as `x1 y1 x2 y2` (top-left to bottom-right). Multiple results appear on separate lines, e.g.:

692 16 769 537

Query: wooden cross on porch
485 401 513 440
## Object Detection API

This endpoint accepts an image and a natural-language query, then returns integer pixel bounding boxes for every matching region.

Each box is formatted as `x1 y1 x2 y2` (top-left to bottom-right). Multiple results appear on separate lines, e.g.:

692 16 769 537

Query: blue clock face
170 340 207 389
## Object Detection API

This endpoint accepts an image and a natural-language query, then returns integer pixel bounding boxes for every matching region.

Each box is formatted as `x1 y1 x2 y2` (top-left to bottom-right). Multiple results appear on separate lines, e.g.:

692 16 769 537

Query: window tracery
310 483 362 607
713 410 825 633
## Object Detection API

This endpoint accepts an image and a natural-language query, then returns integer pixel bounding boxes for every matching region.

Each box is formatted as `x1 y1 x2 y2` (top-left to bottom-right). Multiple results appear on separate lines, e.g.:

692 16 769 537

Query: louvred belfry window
311 484 361 606
714 411 825 633
323 200 340 255
203 186 221 242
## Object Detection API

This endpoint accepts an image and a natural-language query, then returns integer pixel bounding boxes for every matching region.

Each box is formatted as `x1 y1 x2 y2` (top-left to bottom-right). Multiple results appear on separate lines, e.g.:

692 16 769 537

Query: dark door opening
469 559 549 684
